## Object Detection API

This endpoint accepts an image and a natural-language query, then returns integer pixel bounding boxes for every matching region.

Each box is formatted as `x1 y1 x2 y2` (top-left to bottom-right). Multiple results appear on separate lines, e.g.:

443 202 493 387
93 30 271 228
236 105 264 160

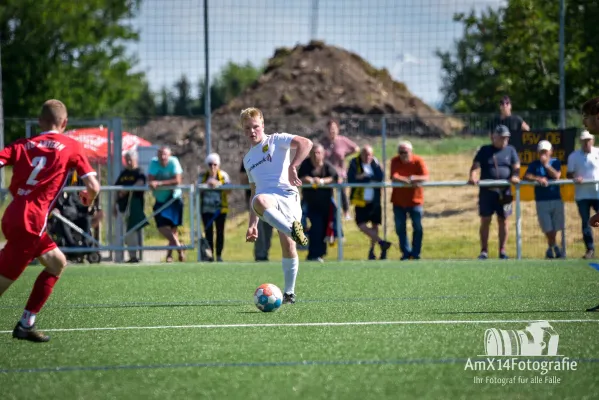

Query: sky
128 0 505 107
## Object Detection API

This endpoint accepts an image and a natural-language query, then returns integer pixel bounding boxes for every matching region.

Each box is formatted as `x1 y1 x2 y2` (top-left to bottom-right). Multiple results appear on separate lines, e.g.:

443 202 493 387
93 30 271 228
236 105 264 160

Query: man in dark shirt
488 96 530 134
298 144 338 261
113 150 147 262
240 159 273 261
468 125 521 260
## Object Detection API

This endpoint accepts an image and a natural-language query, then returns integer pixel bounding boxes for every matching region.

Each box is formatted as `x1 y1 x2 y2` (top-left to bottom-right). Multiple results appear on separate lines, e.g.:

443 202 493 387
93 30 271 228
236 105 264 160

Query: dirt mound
134 41 462 211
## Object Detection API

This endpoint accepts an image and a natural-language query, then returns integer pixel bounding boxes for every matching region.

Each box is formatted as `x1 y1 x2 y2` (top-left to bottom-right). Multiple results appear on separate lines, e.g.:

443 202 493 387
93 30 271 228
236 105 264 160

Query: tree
437 0 599 113
197 61 263 113
157 87 172 116
173 74 192 116
0 0 154 141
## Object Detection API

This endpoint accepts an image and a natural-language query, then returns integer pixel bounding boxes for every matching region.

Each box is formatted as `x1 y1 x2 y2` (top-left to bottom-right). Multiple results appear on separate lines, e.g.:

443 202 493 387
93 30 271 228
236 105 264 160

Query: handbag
493 155 513 205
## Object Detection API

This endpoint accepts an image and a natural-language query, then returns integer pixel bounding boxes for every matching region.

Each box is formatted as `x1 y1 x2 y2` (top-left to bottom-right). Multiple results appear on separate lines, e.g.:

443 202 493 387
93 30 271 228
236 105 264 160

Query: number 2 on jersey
26 156 47 185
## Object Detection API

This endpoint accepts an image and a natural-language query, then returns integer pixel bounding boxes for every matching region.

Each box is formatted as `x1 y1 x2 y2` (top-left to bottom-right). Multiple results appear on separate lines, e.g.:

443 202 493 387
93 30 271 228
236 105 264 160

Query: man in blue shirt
524 140 564 259
468 125 520 260
148 146 184 262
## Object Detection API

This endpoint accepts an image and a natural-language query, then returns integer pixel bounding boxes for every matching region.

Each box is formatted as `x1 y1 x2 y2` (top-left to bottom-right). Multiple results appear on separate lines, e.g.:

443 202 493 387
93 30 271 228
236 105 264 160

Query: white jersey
244 133 297 196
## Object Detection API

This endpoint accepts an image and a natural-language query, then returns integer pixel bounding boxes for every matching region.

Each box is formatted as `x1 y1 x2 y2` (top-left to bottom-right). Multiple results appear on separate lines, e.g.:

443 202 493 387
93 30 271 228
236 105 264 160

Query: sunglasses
208 163 218 166
398 151 408 155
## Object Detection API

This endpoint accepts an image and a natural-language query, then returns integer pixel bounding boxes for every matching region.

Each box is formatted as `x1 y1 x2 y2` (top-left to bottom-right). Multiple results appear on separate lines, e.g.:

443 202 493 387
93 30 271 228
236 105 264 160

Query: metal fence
1 178 595 263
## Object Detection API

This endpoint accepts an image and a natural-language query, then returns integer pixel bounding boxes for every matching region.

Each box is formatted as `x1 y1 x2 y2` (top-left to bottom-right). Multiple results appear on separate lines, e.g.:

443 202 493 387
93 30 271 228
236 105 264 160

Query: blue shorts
154 197 184 228
479 190 512 218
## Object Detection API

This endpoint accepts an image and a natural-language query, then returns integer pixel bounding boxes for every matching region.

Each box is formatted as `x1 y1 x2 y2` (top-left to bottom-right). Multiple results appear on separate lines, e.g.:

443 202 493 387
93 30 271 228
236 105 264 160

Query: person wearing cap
468 125 520 260
523 140 564 259
390 141 429 260
198 153 230 262
489 95 530 134
580 97 599 312
567 130 599 259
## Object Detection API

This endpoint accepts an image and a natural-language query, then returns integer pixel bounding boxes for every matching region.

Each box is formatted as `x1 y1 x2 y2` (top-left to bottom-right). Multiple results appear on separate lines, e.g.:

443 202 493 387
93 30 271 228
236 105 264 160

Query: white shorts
253 189 302 224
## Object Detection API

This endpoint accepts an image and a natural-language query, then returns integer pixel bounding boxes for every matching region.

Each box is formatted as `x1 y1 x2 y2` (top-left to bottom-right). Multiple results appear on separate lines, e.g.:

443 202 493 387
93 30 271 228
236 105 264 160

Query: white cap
580 130 594 140
537 140 552 151
205 152 221 166
398 140 413 151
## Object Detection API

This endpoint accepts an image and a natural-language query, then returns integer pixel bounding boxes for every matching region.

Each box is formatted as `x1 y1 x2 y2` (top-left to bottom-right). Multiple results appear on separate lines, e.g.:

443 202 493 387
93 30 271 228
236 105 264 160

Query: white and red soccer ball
254 283 283 312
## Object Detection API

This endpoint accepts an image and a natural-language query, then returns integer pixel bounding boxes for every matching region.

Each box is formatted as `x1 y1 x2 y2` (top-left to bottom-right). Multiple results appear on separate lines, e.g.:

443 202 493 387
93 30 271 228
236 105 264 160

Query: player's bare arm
246 183 259 242
79 174 101 206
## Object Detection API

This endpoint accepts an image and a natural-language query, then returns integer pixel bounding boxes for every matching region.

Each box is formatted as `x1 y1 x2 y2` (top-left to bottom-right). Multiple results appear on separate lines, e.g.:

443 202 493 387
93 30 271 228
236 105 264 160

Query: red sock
24 271 59 314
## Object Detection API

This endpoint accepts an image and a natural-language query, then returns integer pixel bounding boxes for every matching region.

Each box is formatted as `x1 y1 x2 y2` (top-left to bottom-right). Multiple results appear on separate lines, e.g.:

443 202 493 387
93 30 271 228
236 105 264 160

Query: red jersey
0 131 95 236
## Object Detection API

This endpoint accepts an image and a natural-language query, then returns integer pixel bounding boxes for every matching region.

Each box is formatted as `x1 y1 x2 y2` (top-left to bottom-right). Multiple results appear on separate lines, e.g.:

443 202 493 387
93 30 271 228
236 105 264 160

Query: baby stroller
47 172 102 264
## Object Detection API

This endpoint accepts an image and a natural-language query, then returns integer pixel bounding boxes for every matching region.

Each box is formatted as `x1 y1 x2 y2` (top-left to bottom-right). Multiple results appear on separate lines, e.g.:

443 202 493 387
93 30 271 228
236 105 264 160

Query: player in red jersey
0 99 100 342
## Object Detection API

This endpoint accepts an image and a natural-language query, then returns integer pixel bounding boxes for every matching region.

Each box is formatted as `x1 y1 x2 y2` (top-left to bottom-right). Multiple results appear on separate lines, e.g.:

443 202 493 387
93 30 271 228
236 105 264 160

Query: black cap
494 125 511 137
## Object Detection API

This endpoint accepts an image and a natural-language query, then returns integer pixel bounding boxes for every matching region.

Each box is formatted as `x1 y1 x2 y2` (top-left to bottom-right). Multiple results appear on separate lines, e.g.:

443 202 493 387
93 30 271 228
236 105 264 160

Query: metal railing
196 179 596 261
1 179 595 261
0 185 197 258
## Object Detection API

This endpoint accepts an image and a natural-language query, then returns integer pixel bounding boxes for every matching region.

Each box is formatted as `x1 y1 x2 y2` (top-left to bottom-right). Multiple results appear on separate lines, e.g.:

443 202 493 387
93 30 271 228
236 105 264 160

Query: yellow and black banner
510 128 578 202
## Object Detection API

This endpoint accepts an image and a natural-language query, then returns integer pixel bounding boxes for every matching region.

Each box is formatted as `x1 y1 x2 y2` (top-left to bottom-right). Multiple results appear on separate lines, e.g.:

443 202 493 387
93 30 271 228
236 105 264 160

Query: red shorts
0 227 57 281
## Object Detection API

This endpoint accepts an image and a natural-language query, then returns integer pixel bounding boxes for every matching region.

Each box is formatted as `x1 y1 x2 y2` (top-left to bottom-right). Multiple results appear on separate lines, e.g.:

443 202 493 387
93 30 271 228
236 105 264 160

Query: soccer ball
254 283 283 312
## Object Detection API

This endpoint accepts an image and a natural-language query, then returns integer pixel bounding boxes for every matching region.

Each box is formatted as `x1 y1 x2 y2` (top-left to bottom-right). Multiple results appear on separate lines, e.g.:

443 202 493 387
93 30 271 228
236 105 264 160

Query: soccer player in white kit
241 108 313 304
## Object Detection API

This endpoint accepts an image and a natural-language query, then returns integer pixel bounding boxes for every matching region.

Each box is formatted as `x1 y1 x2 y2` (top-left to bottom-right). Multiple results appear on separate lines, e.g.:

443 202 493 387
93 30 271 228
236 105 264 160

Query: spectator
240 159 251 210
390 141 429 260
580 97 599 312
148 146 185 263
347 145 392 260
298 144 338 262
468 125 520 260
321 119 360 220
51 171 99 262
523 140 564 259
489 95 530 134
198 153 230 262
567 130 599 259
240 159 272 261
113 150 148 263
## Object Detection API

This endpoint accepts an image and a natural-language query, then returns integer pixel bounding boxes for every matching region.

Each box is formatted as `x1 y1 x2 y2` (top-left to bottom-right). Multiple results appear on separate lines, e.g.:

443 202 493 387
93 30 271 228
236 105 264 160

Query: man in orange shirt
390 141 429 260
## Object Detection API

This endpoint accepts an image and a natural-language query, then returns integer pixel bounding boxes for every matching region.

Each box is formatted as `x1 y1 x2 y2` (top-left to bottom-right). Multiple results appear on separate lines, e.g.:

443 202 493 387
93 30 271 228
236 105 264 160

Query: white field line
1 319 597 334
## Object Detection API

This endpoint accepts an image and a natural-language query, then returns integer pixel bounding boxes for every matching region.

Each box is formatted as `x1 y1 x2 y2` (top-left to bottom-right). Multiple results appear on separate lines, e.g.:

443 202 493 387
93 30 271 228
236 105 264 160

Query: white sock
20 310 36 328
282 257 299 294
262 208 292 236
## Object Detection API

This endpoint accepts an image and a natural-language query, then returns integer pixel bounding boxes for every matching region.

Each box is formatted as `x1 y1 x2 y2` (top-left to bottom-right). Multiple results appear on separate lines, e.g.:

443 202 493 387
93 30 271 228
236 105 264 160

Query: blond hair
40 99 68 127
239 107 264 123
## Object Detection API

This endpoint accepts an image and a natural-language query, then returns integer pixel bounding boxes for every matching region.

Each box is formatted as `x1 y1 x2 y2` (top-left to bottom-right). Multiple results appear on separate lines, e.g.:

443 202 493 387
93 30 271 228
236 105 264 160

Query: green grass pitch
1 259 598 399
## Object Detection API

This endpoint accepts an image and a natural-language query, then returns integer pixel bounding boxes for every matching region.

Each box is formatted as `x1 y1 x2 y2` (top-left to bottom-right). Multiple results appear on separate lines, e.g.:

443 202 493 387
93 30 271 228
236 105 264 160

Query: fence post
381 116 387 241
112 118 124 262
336 184 344 261
196 185 203 262
515 184 522 260
189 184 195 258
